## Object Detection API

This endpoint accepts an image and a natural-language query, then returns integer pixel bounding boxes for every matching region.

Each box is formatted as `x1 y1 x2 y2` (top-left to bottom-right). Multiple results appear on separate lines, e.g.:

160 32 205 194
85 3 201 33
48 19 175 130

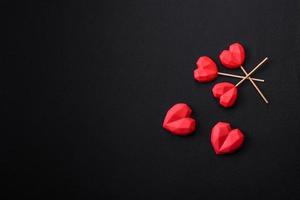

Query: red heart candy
211 122 244 155
194 56 218 82
163 103 196 136
212 82 238 108
219 43 245 69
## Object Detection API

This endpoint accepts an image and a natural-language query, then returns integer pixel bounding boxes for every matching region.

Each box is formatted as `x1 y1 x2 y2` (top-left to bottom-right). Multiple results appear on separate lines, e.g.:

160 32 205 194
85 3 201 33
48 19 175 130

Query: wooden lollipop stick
218 72 264 82
240 66 269 103
235 57 268 87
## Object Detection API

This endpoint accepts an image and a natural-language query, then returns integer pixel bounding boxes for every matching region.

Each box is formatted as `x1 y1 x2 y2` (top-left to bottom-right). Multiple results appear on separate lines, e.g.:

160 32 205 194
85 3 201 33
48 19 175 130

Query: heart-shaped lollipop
212 82 238 108
211 122 244 155
219 43 245 69
194 56 218 82
163 103 196 136
194 56 264 83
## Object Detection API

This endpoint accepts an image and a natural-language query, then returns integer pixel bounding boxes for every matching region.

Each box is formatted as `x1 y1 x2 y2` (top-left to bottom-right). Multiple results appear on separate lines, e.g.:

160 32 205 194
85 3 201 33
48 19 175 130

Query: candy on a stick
212 82 237 108
194 56 264 83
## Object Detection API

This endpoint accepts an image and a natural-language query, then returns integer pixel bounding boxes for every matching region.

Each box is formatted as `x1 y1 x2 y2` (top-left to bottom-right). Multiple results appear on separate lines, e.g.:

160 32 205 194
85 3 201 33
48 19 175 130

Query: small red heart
219 43 245 69
211 122 244 155
194 56 218 82
163 103 196 136
212 82 238 108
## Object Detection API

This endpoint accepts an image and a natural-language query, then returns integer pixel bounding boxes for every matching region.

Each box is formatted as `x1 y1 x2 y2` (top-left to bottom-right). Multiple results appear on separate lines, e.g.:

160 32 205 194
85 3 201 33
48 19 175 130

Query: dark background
4 0 300 199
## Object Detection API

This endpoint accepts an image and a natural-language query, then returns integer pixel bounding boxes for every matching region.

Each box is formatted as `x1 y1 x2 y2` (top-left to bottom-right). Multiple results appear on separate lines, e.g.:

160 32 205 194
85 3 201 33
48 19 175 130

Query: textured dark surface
4 0 300 199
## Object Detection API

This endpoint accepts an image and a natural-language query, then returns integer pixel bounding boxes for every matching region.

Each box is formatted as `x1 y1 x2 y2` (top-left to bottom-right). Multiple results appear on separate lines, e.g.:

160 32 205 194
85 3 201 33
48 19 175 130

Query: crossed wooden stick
235 57 269 103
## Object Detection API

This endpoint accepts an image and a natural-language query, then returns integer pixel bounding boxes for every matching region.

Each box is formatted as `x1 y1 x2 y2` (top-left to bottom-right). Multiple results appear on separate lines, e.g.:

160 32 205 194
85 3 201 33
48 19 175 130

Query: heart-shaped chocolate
219 43 245 69
212 82 238 108
194 56 218 82
211 122 244 155
163 103 196 136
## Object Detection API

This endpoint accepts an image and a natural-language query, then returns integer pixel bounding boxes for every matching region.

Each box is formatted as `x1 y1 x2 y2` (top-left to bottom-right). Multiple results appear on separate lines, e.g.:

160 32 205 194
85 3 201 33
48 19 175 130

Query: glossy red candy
212 82 235 98
212 82 238 108
194 56 218 82
163 103 196 136
219 43 245 69
211 122 244 155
